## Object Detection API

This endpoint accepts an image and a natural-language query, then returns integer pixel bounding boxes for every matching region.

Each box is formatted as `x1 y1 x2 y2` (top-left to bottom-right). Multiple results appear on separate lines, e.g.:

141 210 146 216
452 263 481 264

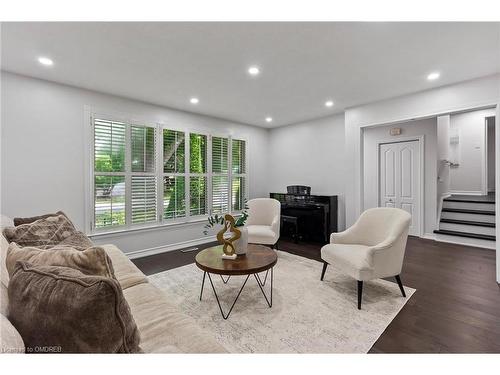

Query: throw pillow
8 261 141 353
6 243 115 279
3 215 78 248
13 211 74 227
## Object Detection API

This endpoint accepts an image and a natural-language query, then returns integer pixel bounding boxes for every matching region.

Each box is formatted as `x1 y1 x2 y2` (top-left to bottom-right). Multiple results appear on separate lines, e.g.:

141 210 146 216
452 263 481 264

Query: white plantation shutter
212 175 229 213
212 136 229 214
131 176 157 224
163 129 187 219
91 115 248 232
231 139 247 211
190 176 207 216
163 176 186 219
93 119 126 229
131 125 156 173
212 137 229 173
130 125 157 224
232 176 246 211
163 129 185 174
189 133 208 216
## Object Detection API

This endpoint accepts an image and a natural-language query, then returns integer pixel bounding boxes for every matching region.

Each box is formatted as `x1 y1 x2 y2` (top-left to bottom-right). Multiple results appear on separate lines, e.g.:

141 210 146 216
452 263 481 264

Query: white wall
363 118 437 235
345 74 500 228
267 114 346 231
449 108 496 194
0 71 270 254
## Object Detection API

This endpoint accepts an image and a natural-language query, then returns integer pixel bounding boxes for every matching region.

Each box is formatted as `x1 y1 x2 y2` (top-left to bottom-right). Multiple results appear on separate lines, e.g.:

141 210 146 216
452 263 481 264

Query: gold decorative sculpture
216 214 241 260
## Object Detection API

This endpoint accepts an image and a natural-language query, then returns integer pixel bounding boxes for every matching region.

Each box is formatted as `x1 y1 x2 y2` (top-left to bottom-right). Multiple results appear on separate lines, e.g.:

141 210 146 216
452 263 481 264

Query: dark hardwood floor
132 236 500 353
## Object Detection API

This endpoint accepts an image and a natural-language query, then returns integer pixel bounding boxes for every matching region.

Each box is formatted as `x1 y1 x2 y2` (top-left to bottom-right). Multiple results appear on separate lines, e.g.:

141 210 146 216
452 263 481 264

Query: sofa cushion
1 313 25 353
13 211 74 227
123 283 226 353
102 244 148 290
6 243 115 279
8 261 141 353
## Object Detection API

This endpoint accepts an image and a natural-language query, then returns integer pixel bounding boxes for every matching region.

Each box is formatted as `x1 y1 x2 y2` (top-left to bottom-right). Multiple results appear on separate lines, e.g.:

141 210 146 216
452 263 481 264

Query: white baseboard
422 233 436 241
126 237 214 259
449 190 484 196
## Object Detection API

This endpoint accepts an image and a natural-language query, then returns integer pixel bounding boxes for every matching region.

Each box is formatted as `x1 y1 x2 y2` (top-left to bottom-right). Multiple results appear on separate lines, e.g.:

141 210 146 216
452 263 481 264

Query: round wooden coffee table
195 244 277 319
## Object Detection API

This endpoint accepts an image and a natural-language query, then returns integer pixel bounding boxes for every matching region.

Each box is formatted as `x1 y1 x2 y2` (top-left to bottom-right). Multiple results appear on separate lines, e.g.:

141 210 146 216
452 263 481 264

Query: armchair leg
395 275 406 297
357 281 363 310
320 262 328 281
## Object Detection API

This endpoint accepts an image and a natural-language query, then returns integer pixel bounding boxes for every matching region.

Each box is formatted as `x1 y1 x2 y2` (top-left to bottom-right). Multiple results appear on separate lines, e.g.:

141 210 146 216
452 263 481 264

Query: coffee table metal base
199 268 274 320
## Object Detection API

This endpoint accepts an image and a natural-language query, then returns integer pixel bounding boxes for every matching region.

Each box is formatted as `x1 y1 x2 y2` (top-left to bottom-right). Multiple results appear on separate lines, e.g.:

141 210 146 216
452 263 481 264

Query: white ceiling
1 22 499 128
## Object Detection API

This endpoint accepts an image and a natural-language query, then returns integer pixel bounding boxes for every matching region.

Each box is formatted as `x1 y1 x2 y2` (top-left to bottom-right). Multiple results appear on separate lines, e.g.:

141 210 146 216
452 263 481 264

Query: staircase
434 194 496 249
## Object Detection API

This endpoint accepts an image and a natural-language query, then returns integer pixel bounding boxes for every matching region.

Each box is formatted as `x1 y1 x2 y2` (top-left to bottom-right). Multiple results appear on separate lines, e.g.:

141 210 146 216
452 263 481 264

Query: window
231 139 247 211
211 136 229 214
90 115 247 233
94 119 126 228
163 129 186 219
130 125 157 224
189 133 208 216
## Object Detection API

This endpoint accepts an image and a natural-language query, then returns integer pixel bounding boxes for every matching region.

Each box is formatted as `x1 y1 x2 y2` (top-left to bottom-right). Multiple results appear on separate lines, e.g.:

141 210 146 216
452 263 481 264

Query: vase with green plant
203 202 249 255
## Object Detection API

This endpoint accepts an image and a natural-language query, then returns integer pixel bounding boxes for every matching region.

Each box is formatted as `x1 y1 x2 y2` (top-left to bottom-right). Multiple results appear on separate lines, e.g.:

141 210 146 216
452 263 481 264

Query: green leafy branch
203 201 249 235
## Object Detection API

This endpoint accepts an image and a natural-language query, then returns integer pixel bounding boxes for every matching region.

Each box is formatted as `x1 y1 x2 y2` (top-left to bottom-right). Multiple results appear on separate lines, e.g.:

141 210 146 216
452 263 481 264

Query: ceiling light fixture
248 66 260 76
265 117 273 123
427 72 440 81
37 57 54 66
325 100 334 107
190 97 199 104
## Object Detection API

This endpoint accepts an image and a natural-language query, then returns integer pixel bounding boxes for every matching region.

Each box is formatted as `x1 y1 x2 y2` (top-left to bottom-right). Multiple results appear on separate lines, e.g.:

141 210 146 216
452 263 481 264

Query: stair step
441 208 495 215
439 218 496 227
433 229 496 241
441 211 496 223
442 201 495 211
444 197 495 204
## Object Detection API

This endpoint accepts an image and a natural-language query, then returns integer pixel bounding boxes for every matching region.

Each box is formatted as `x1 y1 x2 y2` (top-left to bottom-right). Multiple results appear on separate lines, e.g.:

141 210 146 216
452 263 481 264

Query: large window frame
87 111 248 235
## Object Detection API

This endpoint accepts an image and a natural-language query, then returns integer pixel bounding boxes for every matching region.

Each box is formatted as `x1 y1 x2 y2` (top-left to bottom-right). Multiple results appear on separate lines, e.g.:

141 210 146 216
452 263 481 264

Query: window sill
88 217 209 239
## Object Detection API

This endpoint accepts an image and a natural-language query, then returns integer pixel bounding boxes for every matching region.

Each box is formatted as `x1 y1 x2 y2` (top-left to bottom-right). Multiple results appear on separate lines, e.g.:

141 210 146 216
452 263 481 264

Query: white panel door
379 140 420 236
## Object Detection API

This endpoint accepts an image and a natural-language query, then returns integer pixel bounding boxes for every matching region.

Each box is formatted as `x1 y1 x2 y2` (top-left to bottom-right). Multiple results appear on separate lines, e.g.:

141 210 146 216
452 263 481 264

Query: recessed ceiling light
427 72 440 81
37 57 53 66
248 66 260 76
325 100 334 107
190 97 199 104
265 117 273 123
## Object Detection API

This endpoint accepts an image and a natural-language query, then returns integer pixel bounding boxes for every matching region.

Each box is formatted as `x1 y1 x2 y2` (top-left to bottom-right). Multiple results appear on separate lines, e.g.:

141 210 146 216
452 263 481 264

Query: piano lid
286 185 311 195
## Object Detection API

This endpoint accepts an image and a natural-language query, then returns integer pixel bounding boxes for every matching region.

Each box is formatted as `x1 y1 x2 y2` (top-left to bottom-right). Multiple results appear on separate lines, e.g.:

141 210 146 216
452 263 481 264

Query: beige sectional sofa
0 215 227 353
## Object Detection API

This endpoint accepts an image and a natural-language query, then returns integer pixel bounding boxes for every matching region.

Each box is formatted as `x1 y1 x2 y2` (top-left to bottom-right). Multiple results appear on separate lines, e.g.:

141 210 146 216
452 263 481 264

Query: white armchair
320 207 411 309
246 198 281 249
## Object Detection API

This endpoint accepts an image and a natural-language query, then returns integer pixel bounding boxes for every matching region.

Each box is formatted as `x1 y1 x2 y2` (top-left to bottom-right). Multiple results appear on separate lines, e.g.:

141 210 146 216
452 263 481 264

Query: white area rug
149 251 415 353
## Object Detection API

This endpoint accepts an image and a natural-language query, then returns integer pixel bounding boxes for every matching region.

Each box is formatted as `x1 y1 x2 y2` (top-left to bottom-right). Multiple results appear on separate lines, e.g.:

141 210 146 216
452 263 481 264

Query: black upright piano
270 186 338 244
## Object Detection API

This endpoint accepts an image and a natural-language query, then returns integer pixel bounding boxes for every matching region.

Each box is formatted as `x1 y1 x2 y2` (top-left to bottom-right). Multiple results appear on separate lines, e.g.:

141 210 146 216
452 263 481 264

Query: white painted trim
495 104 500 283
448 190 484 196
483 117 489 195
422 232 436 240
125 237 213 260
354 102 499 227
437 193 451 228
375 135 425 238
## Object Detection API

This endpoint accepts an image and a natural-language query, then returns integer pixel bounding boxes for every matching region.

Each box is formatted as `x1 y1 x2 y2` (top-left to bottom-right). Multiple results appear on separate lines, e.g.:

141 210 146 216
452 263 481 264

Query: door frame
375 135 425 238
